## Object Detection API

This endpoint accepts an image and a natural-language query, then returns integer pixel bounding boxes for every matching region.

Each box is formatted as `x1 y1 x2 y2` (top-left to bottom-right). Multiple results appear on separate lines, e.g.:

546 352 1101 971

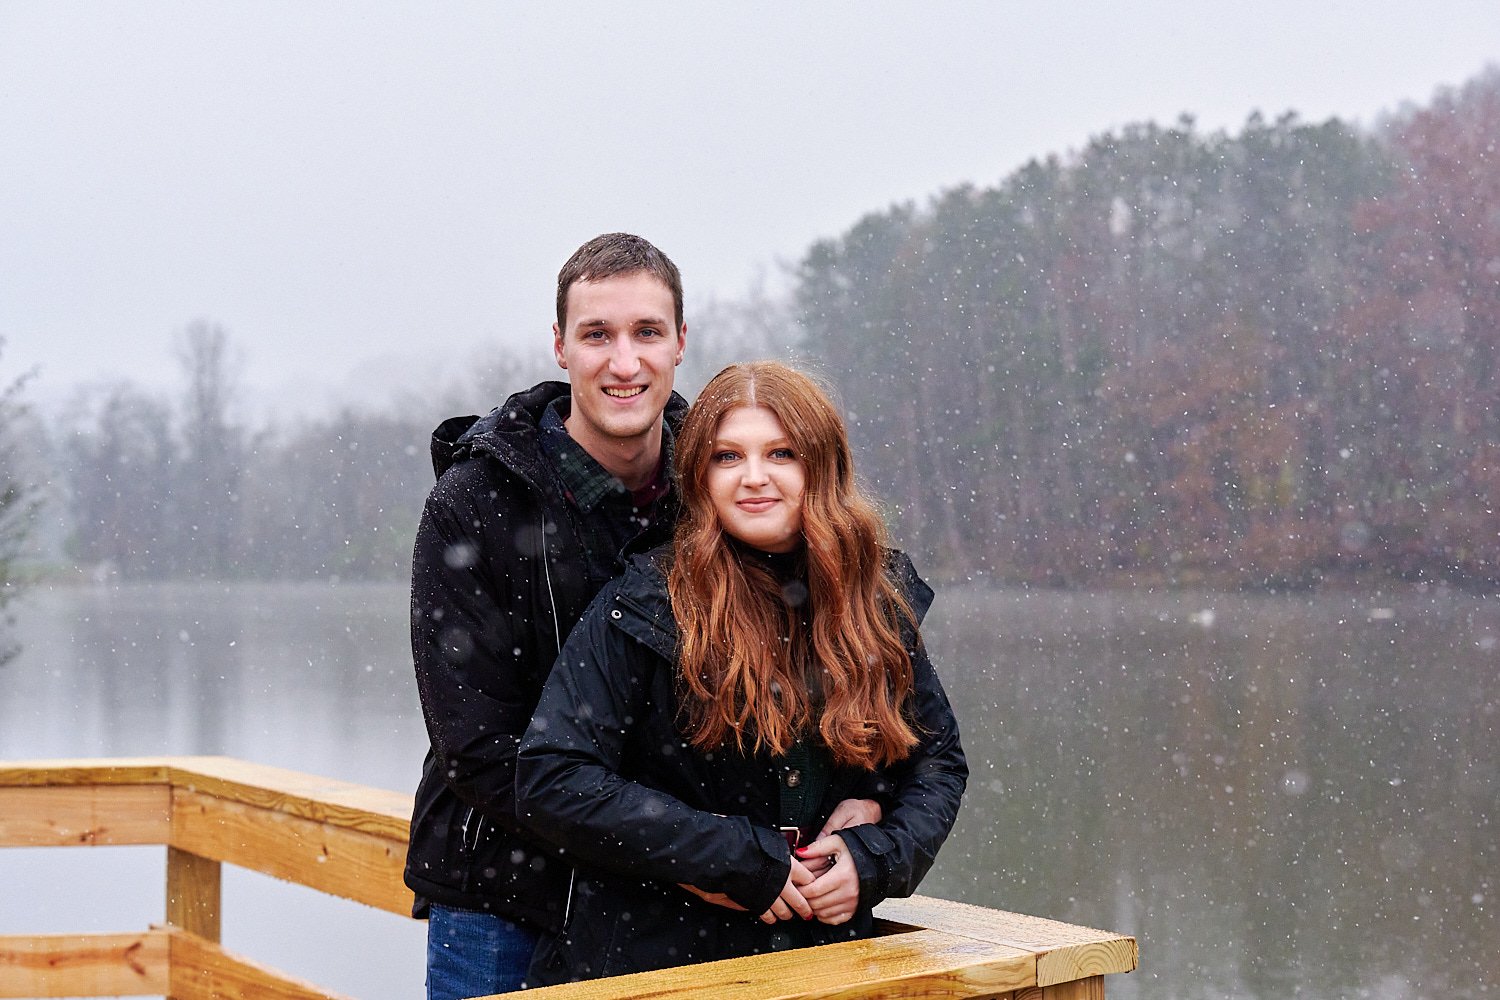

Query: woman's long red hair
668 361 919 769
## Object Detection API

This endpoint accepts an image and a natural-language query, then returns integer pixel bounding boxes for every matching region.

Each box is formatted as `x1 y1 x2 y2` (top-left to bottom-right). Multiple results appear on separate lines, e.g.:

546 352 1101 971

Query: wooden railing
0 757 1136 999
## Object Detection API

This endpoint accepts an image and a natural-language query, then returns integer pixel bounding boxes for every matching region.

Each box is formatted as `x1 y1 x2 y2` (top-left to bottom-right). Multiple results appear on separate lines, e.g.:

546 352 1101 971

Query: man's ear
553 323 567 369
675 323 687 366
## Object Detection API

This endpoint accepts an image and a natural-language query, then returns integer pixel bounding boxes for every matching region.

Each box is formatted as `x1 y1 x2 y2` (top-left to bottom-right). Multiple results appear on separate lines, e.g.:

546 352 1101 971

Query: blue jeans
426 904 540 999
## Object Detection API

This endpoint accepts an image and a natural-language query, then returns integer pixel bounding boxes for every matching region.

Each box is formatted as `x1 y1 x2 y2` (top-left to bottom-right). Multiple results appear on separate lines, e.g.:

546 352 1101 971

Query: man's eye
639 328 662 338
584 329 607 340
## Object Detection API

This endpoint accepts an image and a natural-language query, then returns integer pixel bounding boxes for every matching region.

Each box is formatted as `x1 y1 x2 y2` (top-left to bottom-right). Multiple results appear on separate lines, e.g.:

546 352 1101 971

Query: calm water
1 580 1494 999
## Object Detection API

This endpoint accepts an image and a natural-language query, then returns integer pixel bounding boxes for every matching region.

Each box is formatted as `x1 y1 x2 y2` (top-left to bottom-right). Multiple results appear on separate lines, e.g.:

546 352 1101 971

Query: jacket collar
429 381 690 490
608 548 680 661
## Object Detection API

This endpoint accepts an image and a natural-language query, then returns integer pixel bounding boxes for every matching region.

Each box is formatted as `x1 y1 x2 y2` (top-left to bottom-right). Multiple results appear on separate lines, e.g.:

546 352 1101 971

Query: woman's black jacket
515 547 968 983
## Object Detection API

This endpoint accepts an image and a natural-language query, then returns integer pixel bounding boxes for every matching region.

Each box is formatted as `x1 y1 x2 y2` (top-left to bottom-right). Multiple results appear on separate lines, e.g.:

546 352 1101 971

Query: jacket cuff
837 823 897 905
732 824 794 916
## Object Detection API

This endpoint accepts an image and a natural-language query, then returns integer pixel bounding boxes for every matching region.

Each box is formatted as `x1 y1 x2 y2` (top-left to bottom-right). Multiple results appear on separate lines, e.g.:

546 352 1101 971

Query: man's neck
563 416 664 492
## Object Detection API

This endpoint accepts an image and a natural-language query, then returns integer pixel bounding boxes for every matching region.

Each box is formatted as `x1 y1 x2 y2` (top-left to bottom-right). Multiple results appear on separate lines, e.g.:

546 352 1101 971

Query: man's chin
584 414 657 446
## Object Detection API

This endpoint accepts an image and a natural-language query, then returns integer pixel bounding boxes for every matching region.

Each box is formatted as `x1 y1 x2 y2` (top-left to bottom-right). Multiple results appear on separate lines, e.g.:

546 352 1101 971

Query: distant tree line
796 68 1500 588
11 68 1497 590
42 304 787 583
56 321 476 582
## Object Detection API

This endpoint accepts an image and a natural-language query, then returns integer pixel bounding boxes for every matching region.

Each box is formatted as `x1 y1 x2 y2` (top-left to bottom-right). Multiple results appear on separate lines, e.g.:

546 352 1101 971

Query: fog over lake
3 579 1493 998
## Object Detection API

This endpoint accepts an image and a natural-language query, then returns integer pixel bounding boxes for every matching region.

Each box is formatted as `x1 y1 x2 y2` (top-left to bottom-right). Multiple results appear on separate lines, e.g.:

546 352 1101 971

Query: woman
515 361 967 984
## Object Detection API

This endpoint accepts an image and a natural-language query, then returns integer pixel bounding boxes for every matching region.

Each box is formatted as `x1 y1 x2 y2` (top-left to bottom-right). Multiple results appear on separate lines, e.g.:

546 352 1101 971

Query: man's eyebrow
572 315 671 329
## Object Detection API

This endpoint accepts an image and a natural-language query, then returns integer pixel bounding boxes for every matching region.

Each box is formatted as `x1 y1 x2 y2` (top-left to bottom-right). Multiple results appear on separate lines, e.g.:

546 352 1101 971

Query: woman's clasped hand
735 832 857 926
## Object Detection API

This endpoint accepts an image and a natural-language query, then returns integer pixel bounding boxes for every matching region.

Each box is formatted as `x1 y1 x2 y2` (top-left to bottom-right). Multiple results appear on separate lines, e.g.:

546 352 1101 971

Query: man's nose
608 339 641 379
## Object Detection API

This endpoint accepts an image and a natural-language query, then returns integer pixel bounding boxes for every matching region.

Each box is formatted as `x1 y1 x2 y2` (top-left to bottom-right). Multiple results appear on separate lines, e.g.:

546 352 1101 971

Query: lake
1 579 1494 998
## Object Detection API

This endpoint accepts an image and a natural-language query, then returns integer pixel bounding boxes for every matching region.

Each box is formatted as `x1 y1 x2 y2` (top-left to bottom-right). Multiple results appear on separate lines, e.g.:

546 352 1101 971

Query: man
405 233 689 998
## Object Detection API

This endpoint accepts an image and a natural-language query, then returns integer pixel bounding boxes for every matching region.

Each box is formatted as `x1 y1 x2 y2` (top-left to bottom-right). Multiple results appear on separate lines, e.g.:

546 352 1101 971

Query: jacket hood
429 380 690 482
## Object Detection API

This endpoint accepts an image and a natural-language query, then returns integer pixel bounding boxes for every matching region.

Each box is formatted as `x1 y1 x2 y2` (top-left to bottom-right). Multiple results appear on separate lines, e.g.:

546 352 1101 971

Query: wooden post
1015 976 1106 1000
165 846 221 942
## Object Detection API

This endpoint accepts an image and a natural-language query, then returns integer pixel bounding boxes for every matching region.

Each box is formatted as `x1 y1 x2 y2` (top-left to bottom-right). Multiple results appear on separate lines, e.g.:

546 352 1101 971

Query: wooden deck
0 756 1136 999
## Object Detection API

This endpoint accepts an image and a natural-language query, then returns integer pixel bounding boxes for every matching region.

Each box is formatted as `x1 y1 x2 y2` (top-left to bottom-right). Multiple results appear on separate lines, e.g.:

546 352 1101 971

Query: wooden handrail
0 757 1136 999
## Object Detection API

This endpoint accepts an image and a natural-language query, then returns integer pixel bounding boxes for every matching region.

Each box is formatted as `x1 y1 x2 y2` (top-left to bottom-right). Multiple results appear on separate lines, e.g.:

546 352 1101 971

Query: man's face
553 271 685 457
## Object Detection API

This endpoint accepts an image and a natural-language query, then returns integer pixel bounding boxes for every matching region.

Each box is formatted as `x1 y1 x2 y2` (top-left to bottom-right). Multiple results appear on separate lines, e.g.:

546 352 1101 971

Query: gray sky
4 2 1499 420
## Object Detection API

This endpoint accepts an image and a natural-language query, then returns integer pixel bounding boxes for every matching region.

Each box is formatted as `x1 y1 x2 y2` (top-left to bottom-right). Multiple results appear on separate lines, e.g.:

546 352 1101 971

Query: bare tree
1 338 40 664
174 320 247 578
66 382 178 578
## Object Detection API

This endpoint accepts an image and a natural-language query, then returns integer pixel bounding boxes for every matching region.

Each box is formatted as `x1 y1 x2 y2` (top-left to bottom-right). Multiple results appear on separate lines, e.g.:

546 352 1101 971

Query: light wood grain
492 930 1034 1000
876 897 1137 985
170 787 413 916
161 757 412 839
0 931 169 997
1014 976 1106 1000
167 927 355 1000
1035 939 1136 988
0 785 170 846
0 756 413 839
167 847 222 942
0 758 174 788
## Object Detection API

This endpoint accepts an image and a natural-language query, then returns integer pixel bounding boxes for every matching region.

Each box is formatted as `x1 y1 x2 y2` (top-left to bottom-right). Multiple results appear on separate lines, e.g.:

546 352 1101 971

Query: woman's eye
713 451 740 464
771 448 796 460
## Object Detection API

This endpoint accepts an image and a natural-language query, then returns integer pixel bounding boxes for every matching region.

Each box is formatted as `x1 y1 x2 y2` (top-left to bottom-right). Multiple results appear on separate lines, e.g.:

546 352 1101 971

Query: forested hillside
15 70 1497 588
797 70 1499 587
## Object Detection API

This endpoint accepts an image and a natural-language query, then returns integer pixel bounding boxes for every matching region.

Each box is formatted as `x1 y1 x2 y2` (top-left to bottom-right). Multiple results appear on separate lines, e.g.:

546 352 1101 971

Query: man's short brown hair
556 233 684 332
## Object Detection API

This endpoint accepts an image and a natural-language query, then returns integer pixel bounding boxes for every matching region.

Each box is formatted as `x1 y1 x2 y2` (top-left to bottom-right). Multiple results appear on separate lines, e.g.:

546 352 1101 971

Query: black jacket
515 548 967 983
404 381 688 931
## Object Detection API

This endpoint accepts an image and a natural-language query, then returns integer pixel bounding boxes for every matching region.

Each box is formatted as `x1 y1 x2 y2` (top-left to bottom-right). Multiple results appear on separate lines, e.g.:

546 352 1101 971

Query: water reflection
919 587 1498 998
1 582 1494 998
0 581 427 999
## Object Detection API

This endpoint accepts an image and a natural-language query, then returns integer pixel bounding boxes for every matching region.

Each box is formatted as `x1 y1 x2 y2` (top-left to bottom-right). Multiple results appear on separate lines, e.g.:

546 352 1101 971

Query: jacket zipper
540 510 574 927
540 512 562 655
460 806 488 854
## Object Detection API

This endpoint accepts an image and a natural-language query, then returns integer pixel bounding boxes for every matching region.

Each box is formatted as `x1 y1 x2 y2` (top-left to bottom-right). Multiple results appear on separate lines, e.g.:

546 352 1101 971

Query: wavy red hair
668 361 919 769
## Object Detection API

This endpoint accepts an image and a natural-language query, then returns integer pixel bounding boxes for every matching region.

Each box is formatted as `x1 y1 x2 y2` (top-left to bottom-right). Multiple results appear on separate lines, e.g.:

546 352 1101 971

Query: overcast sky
4 2 1499 420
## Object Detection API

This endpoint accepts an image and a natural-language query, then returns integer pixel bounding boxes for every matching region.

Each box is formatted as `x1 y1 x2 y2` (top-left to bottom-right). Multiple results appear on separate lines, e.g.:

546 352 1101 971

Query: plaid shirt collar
539 397 672 511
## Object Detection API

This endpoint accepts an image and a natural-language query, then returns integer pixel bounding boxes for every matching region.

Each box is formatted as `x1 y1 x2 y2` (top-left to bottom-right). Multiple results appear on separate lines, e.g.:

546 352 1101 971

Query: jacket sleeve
410 464 541 832
516 588 793 916
837 561 967 907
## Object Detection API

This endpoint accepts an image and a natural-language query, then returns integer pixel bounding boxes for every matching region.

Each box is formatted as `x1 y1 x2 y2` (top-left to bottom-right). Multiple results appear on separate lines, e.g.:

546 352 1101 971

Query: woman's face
706 405 806 553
